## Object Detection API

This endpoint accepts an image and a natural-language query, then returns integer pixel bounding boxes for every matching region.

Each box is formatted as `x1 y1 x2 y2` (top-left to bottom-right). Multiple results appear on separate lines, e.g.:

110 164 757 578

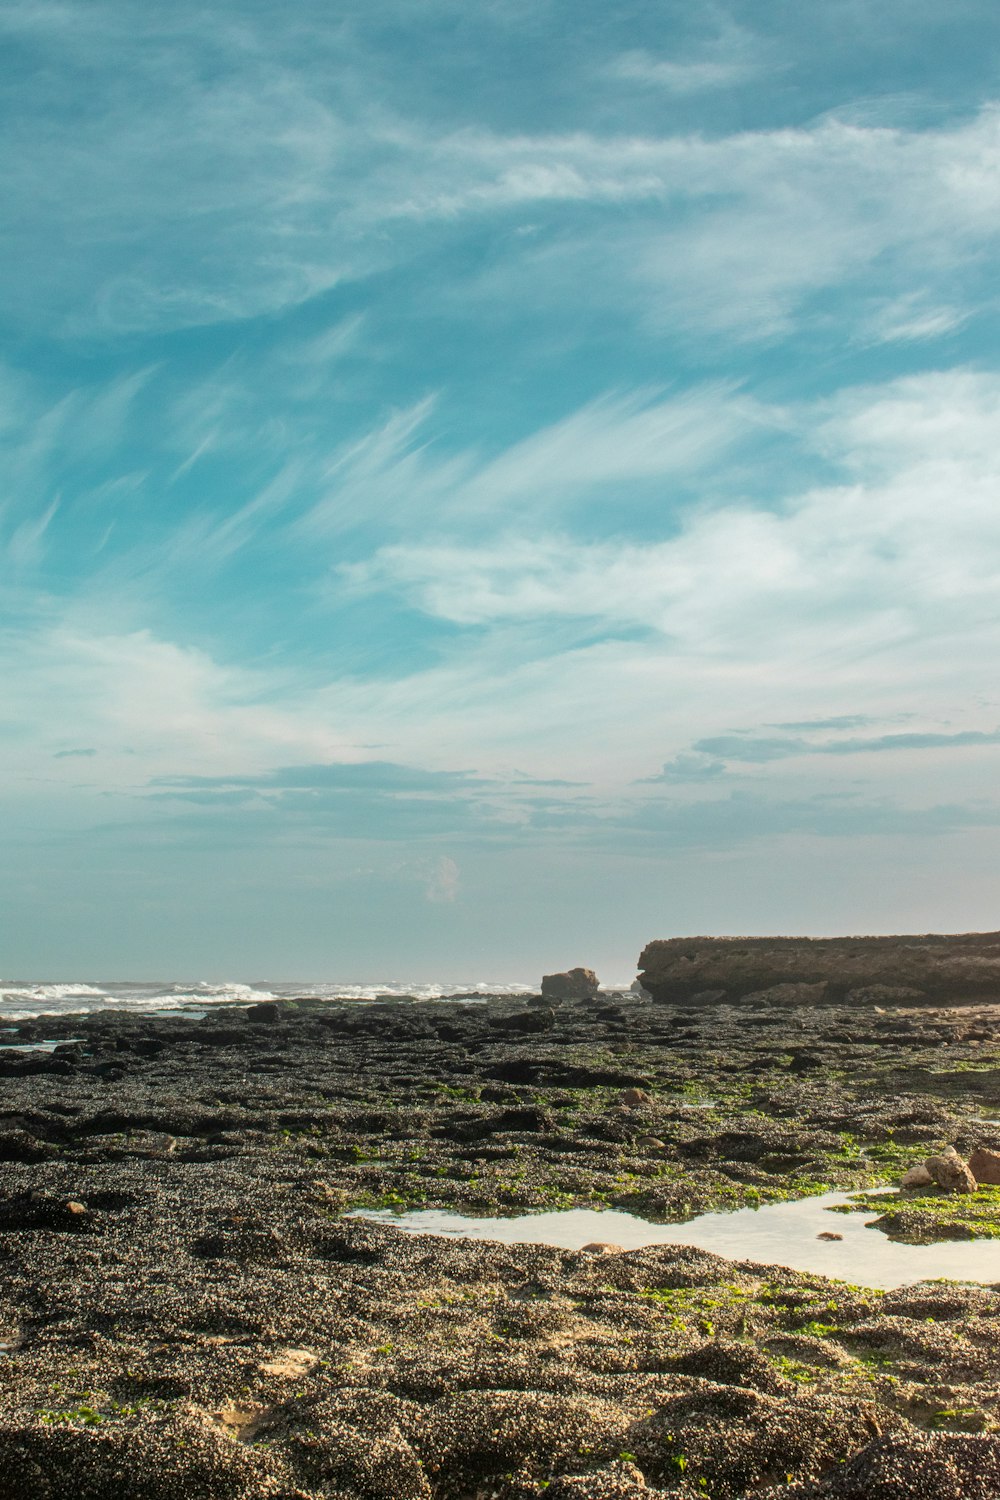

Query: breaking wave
0 977 542 1020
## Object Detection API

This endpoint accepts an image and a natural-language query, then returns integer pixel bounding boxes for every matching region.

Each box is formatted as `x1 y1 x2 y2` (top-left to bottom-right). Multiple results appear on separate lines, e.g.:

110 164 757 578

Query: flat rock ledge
638 931 1000 1006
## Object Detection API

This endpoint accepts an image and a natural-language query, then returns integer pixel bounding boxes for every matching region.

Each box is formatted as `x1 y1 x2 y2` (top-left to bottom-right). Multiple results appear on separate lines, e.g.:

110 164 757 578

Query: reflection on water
0 1038 84 1052
351 1191 1000 1290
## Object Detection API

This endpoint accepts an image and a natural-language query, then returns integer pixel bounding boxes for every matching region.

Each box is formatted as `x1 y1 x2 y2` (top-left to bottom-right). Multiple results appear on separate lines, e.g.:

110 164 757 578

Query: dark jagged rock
488 1006 556 1033
0 1129 59 1162
0 1190 96 1233
245 1001 283 1022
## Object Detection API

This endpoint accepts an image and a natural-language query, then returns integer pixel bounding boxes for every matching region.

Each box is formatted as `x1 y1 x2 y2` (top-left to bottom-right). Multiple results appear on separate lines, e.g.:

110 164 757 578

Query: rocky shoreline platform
4 940 1000 1496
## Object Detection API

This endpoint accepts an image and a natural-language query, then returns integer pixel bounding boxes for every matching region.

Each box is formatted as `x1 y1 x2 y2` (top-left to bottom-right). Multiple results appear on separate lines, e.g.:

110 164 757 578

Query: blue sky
4 0 1000 980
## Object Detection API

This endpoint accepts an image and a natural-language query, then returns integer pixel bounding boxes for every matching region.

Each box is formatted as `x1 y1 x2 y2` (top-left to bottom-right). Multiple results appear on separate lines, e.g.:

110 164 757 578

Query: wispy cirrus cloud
609 18 772 95
341 368 1000 654
858 293 971 345
611 53 759 94
306 384 768 538
616 791 1000 849
318 367 1000 803
7 365 1000 800
152 760 485 795
4 0 1000 348
694 728 1000 763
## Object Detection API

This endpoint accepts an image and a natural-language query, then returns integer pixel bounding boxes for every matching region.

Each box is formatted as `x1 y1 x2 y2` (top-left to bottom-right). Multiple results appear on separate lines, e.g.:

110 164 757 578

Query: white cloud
432 108 1000 343
290 313 367 368
624 109 1000 339
361 102 990 351
424 855 460 903
612 55 755 93
860 294 970 345
330 367 1000 784
6 364 1000 812
0 622 357 793
5 495 60 567
610 20 770 96
4 366 1000 861
815 367 1000 473
4 0 1000 342
306 385 770 535
0 363 159 580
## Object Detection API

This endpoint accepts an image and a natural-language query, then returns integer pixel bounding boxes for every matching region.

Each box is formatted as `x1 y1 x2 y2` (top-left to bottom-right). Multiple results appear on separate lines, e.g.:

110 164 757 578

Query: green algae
832 1184 1000 1242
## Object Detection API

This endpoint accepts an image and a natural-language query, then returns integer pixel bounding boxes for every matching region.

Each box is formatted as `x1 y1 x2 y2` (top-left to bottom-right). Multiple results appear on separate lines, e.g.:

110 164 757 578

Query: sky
3 0 1000 981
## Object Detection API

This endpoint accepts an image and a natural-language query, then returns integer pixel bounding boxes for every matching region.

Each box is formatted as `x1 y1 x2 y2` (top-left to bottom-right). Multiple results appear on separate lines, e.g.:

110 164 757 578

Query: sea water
0 978 546 1022
351 1192 1000 1290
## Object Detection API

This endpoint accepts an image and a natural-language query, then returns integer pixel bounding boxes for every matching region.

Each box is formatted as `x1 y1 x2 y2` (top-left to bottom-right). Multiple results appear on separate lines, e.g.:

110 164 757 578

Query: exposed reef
2 979 1000 1496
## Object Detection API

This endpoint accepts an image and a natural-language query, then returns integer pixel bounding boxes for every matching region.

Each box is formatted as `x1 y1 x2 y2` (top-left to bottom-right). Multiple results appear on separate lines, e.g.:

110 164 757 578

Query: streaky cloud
694 728 1000 763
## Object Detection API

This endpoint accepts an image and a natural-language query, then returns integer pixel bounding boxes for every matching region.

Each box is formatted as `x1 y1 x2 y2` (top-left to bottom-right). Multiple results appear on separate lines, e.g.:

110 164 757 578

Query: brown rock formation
541 968 600 1001
968 1146 1000 1186
925 1147 978 1194
636 932 1000 1007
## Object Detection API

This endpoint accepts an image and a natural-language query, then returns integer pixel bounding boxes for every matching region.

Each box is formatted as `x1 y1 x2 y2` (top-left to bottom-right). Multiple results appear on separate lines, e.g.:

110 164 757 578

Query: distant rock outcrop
636 933 1000 1006
540 968 600 1001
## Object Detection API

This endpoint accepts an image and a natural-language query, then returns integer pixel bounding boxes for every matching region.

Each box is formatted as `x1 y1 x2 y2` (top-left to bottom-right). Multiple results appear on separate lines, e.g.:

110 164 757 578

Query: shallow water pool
351 1192 1000 1289
0 1037 84 1052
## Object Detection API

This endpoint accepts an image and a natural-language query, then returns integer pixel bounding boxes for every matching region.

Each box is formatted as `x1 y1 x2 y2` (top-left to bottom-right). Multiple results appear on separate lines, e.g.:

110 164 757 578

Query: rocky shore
3 978 1000 1497
637 931 1000 1007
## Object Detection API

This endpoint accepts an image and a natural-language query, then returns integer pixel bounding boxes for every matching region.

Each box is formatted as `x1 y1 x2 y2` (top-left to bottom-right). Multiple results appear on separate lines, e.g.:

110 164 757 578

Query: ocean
0 978 546 1022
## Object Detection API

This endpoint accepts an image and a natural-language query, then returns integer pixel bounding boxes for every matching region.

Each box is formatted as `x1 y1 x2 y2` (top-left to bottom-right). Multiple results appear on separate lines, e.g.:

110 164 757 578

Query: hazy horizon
4 1 1000 975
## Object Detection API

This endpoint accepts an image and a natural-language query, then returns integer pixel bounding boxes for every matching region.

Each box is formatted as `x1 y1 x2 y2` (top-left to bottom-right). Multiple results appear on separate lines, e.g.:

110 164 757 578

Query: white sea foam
0 977 560 1019
0 983 106 1000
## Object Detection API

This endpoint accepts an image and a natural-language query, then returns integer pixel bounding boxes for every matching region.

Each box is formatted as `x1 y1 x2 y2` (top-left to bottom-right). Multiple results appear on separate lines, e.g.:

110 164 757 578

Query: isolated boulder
541 968 600 1001
619 1088 650 1109
925 1147 977 1194
900 1163 934 1189
246 1001 282 1022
